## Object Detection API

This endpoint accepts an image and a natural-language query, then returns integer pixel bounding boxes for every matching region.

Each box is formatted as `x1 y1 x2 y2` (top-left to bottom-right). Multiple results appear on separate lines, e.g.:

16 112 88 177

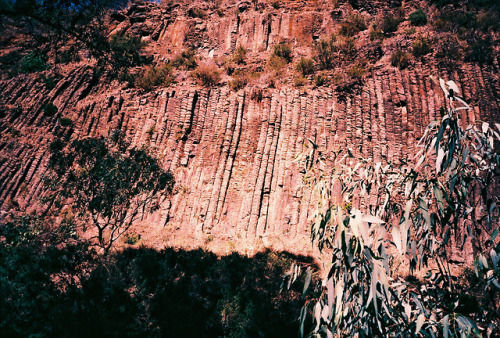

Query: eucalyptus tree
45 132 175 254
287 77 499 337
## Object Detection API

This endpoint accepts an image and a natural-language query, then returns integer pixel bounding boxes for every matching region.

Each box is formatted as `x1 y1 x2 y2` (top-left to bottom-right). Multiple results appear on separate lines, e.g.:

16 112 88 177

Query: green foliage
134 63 174 91
390 49 411 69
409 8 427 26
0 240 309 337
0 215 76 248
380 15 401 35
109 33 147 69
45 134 174 253
192 64 221 87
293 74 307 87
170 49 198 70
296 57 315 76
19 52 49 73
412 35 432 58
228 74 248 91
435 34 463 65
464 36 493 64
0 50 22 77
232 45 247 65
272 43 293 63
346 64 367 80
338 13 366 37
40 74 57 90
43 102 58 116
292 77 500 337
59 117 73 127
314 74 327 87
124 233 140 245
2 0 130 72
314 35 356 70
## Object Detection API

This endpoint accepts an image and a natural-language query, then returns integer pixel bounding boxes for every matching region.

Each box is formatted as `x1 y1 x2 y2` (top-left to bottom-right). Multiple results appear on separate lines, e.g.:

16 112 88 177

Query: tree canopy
45 132 174 253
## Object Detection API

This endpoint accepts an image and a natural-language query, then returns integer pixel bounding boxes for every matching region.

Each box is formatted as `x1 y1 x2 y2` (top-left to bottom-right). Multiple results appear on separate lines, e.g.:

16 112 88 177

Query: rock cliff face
1 0 499 251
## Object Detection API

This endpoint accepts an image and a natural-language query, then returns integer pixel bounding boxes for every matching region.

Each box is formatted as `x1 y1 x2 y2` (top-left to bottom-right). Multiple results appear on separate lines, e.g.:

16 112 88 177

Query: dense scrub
0 233 314 337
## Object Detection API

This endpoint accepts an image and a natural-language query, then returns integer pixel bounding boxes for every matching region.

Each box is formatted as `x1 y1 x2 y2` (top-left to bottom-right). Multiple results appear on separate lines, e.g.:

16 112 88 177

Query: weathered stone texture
1 63 499 245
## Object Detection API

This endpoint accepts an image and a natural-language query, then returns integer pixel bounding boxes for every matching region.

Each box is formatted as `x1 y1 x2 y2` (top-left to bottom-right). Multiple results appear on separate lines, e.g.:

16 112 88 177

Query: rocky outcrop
1 62 498 247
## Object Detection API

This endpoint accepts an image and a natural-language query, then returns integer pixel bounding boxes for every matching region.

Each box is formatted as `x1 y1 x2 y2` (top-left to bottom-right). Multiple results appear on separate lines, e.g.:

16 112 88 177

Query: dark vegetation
192 64 221 87
0 218 313 337
44 133 174 254
0 0 148 78
409 8 427 26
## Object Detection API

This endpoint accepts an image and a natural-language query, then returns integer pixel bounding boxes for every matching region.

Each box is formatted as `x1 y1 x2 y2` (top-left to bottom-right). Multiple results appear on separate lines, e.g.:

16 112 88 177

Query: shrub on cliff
59 117 73 127
135 64 174 91
228 74 248 91
380 15 401 35
272 43 293 63
187 7 206 19
232 45 247 65
390 49 411 69
192 64 221 87
109 33 147 70
19 52 49 74
43 103 58 117
412 35 432 58
315 34 357 70
339 13 367 37
171 49 198 70
296 57 315 76
409 8 427 26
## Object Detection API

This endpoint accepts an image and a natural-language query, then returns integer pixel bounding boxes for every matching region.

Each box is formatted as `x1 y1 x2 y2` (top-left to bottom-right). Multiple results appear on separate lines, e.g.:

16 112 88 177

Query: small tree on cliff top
287 77 499 337
44 132 174 254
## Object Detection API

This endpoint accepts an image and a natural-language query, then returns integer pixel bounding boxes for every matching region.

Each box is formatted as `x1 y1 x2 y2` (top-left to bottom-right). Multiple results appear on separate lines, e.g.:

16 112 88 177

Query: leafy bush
292 77 500 337
59 117 73 127
228 75 248 91
409 8 427 26
0 234 311 338
124 233 140 245
476 10 499 31
0 50 21 77
272 43 293 63
339 13 366 37
19 52 49 73
109 33 146 69
135 64 174 91
170 49 198 70
43 103 58 116
390 49 411 69
464 36 493 64
192 64 221 87
346 64 367 80
293 74 307 87
314 74 327 87
412 35 431 57
232 45 247 65
295 57 315 76
268 54 287 71
380 15 401 35
315 35 356 70
369 28 385 40
45 135 175 254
